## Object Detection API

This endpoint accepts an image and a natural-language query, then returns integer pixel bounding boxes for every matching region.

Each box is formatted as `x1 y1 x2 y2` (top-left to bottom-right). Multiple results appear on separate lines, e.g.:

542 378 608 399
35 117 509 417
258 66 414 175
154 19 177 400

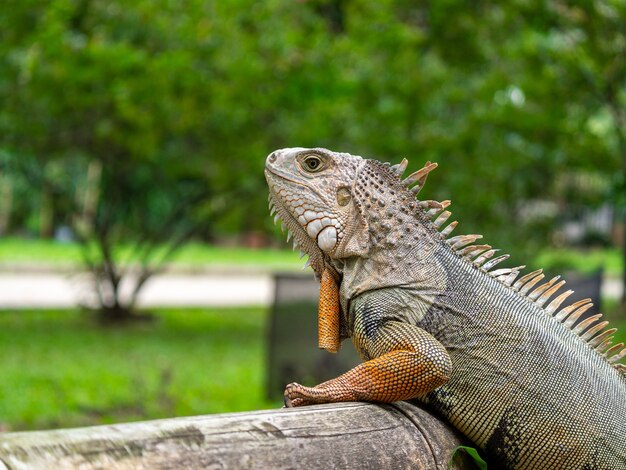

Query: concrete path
0 270 622 309
0 272 275 309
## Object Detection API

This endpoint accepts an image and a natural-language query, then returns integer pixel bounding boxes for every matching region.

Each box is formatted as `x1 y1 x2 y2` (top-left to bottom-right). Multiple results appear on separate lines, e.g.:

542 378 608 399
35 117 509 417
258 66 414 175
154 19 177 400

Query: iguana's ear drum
336 187 351 206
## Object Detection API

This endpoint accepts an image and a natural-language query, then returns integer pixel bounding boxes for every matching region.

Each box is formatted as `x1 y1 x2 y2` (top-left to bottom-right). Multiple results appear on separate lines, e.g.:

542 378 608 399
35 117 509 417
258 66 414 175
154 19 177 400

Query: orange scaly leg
285 321 451 407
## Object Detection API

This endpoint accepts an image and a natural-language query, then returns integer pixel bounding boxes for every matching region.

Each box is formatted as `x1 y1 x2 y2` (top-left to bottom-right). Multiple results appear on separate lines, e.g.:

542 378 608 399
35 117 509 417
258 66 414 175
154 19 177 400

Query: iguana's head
265 147 370 279
265 147 442 281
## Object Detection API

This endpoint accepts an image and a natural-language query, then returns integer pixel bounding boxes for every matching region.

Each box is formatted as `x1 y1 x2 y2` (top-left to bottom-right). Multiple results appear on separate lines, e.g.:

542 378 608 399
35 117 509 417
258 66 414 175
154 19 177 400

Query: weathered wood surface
0 401 473 469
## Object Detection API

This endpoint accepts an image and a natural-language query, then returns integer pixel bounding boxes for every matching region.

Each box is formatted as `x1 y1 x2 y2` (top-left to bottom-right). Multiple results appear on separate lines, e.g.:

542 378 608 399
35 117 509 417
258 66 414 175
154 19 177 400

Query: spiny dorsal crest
390 158 626 374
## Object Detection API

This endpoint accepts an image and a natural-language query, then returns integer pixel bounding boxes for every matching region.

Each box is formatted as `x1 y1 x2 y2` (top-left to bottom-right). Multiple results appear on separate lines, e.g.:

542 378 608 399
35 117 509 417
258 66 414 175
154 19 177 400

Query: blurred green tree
477 0 626 301
0 0 220 320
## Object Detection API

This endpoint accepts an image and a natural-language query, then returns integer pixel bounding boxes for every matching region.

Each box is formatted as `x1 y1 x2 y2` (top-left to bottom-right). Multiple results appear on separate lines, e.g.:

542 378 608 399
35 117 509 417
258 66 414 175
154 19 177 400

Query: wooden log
0 402 474 469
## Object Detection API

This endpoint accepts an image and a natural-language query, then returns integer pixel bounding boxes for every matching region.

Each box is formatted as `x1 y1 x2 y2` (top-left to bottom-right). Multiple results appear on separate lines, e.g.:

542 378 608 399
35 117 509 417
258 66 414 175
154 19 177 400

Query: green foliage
449 446 488 470
0 308 277 431
0 1 624 251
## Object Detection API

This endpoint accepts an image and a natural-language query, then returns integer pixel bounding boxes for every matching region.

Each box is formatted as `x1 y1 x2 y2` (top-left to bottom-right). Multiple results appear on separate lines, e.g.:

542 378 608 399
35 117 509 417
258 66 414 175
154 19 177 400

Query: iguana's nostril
268 152 278 164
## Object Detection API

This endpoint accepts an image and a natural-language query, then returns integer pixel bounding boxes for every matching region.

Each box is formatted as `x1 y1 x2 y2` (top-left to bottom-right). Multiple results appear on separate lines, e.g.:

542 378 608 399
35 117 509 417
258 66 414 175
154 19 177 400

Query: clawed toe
284 382 316 407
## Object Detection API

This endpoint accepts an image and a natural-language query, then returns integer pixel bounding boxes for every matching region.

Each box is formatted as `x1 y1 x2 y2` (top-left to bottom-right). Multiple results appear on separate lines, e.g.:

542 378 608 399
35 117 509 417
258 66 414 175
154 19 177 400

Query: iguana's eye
303 155 324 172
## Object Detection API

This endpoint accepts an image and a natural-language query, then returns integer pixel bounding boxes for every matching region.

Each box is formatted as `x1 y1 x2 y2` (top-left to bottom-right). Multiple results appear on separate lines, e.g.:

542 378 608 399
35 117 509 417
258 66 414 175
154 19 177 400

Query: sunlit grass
0 308 280 431
0 238 84 264
0 237 302 269
534 247 623 277
0 238 622 276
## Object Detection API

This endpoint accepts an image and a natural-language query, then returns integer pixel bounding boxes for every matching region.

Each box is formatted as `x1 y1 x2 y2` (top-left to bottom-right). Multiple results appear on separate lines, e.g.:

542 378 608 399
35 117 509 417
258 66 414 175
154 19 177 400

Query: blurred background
0 0 624 431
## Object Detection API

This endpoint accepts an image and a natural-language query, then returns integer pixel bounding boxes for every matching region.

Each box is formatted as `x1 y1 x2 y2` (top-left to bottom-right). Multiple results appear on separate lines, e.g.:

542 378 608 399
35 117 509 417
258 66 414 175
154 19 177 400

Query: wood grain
0 402 473 469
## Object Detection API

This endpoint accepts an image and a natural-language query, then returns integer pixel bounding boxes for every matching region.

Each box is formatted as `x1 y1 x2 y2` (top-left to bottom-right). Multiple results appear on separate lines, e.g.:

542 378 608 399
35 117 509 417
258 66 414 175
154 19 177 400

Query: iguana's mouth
264 167 299 185
264 167 330 203
266 183 326 280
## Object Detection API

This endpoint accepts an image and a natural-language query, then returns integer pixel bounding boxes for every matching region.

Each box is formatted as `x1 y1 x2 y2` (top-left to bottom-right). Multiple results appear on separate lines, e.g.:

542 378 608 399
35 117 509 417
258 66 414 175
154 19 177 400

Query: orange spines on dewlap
318 267 341 353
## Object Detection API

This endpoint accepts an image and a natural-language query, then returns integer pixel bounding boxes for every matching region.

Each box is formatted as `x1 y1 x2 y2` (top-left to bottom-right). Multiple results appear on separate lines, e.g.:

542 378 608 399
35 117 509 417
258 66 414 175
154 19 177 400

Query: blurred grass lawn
0 308 624 433
0 237 302 269
0 238 622 276
0 308 281 431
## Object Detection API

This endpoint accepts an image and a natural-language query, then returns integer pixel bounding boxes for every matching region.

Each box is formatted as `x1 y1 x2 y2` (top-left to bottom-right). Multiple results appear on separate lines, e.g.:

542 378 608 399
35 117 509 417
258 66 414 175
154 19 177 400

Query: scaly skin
265 147 626 469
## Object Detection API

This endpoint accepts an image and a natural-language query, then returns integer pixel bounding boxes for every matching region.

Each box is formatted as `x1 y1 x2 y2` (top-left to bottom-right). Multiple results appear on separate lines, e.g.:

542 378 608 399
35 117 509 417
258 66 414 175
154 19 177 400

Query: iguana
265 147 626 469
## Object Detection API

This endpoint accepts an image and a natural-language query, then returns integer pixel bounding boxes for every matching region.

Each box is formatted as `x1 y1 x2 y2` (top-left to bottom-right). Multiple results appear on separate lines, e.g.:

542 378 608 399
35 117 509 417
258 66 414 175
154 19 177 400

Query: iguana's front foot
284 379 363 407
284 383 308 407
283 345 451 408
283 383 318 407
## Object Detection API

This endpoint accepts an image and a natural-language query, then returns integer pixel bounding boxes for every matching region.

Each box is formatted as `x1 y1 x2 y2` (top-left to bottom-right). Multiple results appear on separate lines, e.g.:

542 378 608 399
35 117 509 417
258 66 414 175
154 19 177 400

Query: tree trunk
622 209 626 305
0 176 13 235
39 183 54 238
74 159 102 236
0 402 476 469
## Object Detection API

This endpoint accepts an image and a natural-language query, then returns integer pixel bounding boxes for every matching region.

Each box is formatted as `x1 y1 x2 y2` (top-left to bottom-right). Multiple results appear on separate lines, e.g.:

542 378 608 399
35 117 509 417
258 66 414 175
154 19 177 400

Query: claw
284 382 319 407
